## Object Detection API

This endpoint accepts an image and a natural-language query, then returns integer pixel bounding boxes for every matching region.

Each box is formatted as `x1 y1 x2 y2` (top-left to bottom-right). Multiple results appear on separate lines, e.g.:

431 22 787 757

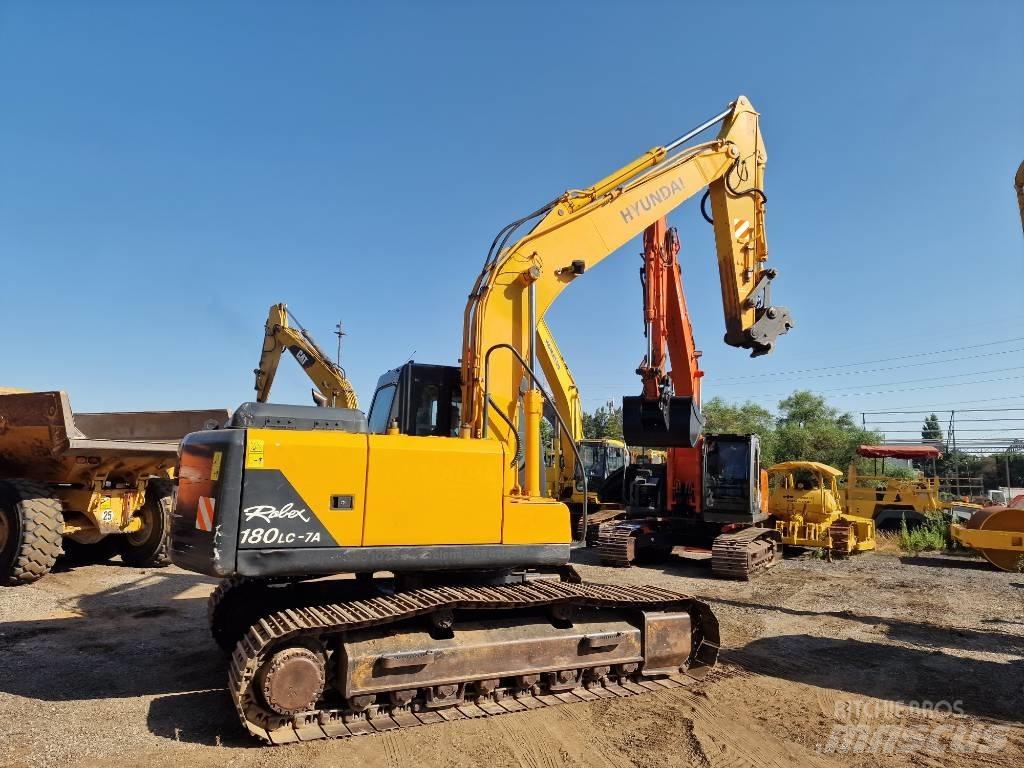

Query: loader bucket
622 395 703 448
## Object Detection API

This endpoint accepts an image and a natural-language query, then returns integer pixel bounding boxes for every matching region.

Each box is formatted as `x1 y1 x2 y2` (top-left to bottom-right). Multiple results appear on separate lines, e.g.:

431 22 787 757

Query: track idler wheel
255 646 326 716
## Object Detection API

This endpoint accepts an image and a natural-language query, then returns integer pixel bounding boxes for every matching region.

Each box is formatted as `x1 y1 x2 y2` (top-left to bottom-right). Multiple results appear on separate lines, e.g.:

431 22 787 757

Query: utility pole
334 321 346 366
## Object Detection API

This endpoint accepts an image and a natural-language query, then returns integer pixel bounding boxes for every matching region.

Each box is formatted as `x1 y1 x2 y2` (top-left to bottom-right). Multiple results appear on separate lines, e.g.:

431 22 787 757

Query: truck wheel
0 478 64 585
118 478 173 567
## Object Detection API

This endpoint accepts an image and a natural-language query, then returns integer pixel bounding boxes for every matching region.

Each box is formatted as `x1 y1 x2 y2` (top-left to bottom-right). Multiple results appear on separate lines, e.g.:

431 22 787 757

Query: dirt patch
0 549 1020 768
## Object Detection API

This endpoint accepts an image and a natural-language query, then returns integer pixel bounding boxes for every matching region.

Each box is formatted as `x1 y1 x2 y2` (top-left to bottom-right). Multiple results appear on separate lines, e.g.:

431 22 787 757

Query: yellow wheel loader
168 96 791 744
0 390 228 584
767 461 875 555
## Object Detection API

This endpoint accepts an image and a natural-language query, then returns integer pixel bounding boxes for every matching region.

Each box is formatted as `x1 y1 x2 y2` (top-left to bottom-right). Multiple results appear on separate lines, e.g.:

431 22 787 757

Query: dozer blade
622 395 703 448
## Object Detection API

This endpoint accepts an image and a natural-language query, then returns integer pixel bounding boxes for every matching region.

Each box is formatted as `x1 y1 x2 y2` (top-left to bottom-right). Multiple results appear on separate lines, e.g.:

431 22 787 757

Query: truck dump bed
0 390 229 479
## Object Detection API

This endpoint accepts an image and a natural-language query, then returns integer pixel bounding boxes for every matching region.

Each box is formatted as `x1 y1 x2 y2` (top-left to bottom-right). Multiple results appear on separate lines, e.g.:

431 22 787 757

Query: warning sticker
196 495 216 532
211 451 222 481
246 438 265 468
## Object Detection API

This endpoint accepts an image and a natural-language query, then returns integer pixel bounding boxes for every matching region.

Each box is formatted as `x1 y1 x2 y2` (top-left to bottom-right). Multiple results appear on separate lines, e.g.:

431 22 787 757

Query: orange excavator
596 219 787 578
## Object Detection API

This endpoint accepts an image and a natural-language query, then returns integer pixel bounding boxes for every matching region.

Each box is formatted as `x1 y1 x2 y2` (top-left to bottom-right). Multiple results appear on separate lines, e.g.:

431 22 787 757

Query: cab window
607 446 626 473
414 383 440 436
368 384 397 434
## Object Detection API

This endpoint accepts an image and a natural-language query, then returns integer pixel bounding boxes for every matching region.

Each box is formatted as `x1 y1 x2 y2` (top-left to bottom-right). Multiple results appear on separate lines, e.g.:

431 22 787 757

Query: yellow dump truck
0 390 228 584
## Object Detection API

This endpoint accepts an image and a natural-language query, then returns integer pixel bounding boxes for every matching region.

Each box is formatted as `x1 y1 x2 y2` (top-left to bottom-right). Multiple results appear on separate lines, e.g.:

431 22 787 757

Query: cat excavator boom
254 303 358 409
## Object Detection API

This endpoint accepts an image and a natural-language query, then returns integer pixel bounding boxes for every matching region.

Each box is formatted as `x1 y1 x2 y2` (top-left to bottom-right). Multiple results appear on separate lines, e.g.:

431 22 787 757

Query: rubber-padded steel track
227 579 719 744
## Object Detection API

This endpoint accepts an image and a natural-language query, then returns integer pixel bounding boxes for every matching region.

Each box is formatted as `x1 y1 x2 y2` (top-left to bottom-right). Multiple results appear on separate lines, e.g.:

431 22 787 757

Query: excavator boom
462 96 791 496
254 303 358 409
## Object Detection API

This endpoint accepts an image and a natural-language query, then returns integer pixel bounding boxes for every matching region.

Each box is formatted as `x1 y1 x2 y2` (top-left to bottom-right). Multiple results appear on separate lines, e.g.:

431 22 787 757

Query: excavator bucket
622 395 703 448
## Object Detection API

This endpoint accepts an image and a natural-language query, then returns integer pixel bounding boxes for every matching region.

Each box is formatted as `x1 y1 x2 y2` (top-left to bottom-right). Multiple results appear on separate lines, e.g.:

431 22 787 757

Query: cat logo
289 345 314 368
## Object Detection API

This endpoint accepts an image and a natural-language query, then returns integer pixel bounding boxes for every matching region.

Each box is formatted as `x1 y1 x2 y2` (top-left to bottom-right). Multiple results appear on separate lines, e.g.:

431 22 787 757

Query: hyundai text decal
618 177 686 224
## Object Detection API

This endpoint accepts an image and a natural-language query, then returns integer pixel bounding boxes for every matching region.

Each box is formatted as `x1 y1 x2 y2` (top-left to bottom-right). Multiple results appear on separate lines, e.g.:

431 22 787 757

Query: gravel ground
0 547 1021 768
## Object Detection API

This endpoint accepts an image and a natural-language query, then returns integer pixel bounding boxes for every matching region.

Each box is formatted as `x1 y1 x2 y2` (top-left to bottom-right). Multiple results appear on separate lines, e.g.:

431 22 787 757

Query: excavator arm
624 219 707 447
254 303 358 409
535 318 585 498
461 96 791 494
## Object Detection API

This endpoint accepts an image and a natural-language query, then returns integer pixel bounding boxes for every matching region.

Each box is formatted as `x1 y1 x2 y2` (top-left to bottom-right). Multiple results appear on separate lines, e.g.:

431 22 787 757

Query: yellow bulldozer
767 461 875 555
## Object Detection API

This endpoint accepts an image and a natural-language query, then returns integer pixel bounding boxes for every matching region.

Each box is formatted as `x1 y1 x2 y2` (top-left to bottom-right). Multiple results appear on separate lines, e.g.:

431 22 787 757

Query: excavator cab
701 434 766 525
578 439 628 495
367 362 462 437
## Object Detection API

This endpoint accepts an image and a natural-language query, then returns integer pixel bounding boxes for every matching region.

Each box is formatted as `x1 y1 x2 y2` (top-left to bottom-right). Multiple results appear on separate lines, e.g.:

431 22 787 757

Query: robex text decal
243 502 311 524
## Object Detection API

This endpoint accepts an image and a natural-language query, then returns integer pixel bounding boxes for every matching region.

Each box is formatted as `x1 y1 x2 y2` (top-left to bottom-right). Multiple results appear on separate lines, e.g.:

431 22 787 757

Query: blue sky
1 1 1022 439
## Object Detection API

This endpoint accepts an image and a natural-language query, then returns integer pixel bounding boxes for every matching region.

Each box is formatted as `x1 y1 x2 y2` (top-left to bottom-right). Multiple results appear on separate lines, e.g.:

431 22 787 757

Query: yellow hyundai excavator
169 96 789 744
254 303 358 409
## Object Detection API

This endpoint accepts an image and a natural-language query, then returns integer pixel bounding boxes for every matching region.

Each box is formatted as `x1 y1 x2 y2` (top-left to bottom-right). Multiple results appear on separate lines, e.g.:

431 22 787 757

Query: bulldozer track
827 521 852 553
596 524 636 567
711 527 780 581
577 507 625 547
225 579 718 745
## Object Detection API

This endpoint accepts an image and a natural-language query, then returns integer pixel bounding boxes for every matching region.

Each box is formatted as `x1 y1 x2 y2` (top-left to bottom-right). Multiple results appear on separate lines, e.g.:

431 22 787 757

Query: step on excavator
169 96 788 744
594 214 791 577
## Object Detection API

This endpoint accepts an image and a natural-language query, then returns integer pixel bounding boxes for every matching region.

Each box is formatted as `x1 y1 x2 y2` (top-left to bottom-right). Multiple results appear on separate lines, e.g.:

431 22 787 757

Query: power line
854 394 1024 411
708 347 1024 386
866 417 1024 423
581 358 1024 392
708 335 1024 382
786 365 1024 394
701 372 1024 401
868 427 1024 433
863 406 1024 415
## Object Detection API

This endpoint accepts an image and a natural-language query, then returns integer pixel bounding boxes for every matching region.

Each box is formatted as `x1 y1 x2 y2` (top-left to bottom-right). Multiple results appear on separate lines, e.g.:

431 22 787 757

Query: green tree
772 391 879 469
583 401 624 440
539 417 554 453
922 413 944 443
702 397 778 465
